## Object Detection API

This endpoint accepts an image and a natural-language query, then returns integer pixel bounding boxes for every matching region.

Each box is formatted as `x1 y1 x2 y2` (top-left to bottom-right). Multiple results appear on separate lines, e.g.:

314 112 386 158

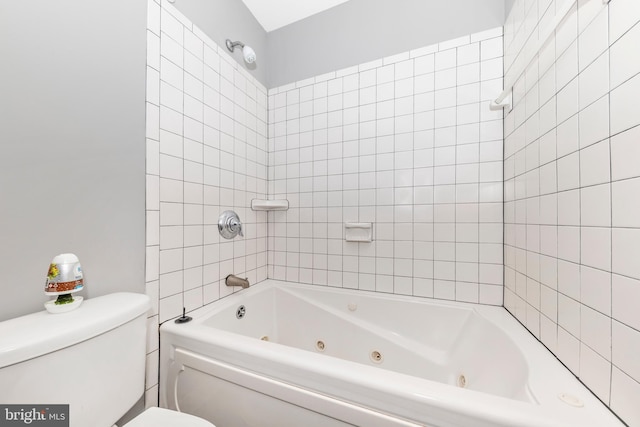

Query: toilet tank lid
0 292 150 369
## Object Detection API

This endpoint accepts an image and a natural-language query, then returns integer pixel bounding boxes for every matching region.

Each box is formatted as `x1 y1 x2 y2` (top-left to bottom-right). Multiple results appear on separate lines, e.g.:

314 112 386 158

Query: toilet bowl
124 407 214 426
0 292 214 427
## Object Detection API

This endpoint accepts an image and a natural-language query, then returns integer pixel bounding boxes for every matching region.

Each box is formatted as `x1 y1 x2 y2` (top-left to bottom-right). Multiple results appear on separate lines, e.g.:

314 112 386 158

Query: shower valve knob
229 218 244 237
218 210 244 239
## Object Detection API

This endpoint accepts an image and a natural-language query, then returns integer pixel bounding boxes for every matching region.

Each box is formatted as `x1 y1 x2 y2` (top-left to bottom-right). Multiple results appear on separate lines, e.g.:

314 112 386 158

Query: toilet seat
123 407 215 427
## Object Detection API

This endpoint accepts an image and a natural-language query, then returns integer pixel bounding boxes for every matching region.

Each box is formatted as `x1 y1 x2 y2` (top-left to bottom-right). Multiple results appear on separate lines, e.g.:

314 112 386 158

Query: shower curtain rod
491 0 611 110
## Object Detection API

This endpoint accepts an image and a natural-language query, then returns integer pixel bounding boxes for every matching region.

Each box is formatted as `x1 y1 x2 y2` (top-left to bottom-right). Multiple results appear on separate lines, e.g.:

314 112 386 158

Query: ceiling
240 0 351 32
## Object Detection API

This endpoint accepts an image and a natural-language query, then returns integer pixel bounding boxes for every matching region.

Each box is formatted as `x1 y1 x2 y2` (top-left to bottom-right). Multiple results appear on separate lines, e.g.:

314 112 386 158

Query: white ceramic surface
0 293 150 427
160 280 623 427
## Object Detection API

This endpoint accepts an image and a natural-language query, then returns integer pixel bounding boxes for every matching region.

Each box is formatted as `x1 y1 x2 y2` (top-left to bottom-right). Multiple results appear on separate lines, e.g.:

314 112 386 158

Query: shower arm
226 40 245 52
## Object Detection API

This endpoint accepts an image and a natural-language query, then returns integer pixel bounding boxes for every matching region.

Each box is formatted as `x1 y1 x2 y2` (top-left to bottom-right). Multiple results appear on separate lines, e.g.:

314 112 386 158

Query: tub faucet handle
230 217 243 237
218 210 244 239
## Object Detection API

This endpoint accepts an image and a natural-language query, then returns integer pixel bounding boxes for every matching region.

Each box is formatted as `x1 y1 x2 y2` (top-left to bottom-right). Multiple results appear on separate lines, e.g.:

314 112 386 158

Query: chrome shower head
225 39 256 64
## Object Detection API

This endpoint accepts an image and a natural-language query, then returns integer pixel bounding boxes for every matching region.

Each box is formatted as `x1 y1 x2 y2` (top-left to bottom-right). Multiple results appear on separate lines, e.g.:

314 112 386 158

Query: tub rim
160 279 623 427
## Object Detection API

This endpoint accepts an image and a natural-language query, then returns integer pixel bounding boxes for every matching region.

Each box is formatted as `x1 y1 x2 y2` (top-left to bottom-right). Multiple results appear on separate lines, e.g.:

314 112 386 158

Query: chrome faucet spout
226 274 250 289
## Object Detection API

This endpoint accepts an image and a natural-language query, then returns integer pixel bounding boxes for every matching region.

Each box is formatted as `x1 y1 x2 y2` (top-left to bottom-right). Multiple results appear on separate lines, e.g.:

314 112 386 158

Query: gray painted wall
173 0 268 86
267 0 506 87
0 0 147 321
504 0 517 16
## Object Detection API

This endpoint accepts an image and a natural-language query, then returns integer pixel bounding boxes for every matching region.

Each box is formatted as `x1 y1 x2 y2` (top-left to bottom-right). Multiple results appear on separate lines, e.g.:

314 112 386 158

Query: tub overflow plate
236 305 246 319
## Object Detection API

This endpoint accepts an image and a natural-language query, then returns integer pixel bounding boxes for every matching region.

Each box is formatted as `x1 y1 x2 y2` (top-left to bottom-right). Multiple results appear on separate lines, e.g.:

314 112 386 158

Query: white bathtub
159 280 622 427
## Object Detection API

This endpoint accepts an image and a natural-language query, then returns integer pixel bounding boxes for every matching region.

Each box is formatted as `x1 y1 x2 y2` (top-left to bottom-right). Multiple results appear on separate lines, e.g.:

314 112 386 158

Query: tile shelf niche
251 199 289 211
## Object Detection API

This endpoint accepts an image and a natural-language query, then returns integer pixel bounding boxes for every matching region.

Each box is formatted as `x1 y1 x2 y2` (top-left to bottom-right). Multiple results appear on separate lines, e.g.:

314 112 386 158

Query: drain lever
175 307 192 324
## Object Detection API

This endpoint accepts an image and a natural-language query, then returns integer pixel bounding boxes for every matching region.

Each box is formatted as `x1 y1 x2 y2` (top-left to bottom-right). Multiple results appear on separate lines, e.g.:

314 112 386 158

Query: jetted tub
160 280 622 427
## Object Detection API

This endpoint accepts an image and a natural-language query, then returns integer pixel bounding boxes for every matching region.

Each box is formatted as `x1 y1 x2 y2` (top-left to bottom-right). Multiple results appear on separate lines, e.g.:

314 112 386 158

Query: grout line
607 10 614 402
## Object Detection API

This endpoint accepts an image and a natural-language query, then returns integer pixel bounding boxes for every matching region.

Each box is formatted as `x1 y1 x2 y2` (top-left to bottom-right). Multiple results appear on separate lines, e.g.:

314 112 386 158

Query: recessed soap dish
345 222 373 242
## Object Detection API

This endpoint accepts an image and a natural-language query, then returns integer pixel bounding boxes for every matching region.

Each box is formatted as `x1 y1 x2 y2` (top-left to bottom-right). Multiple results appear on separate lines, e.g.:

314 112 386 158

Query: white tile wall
267 28 504 305
504 0 640 424
145 0 268 401
144 2 640 421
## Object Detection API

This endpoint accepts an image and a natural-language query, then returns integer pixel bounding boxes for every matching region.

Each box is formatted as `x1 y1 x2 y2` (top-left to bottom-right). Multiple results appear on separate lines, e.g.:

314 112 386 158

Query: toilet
0 292 214 427
123 407 214 426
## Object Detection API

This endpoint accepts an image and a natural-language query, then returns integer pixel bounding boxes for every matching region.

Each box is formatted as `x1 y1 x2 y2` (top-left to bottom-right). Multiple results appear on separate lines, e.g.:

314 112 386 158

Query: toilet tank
0 293 150 427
